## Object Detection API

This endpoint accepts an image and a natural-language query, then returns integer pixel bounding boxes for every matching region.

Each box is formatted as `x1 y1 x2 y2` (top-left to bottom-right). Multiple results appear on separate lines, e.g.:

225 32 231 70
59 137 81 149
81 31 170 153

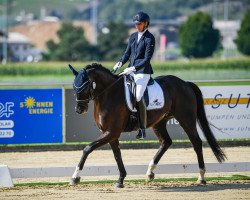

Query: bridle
75 80 92 104
75 69 123 104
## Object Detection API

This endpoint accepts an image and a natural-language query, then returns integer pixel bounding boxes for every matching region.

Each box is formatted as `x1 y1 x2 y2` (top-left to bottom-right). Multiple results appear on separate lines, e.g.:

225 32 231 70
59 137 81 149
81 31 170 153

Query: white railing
1 162 249 187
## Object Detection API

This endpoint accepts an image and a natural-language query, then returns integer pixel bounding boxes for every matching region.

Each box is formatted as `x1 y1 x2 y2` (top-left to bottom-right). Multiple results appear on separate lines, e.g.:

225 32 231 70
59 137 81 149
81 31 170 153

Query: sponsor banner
198 85 250 139
65 89 187 142
0 89 63 144
65 85 250 142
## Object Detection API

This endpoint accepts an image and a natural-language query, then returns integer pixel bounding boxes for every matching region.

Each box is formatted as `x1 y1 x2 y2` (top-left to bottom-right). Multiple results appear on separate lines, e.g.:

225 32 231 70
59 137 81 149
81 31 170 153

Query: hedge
0 57 250 76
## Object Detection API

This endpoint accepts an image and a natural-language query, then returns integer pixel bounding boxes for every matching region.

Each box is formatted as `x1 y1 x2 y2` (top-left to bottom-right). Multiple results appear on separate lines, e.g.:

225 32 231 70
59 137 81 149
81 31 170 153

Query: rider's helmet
133 11 150 26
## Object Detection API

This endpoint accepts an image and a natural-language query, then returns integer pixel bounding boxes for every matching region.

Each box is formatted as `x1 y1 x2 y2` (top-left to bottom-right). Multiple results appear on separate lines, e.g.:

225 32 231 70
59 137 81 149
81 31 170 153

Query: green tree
179 12 220 58
97 22 128 61
235 11 250 55
43 22 95 61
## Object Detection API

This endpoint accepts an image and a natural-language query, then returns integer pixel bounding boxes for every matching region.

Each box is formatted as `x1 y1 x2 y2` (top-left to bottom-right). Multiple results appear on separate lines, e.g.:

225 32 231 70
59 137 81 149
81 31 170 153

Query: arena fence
1 162 250 187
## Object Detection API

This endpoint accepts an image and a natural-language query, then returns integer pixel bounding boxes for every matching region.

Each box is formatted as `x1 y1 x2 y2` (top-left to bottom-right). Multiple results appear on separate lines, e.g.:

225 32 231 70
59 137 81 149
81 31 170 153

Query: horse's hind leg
109 139 127 188
146 118 172 182
175 114 206 185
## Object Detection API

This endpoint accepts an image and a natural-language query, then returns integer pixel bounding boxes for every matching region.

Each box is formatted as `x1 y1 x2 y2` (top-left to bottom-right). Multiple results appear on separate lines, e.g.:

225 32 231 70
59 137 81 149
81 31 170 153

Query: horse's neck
93 74 122 106
94 72 117 90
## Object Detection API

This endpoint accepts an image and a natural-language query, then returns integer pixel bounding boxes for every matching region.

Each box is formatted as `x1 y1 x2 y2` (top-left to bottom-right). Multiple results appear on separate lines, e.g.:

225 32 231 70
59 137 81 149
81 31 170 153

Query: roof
8 20 93 50
0 32 31 44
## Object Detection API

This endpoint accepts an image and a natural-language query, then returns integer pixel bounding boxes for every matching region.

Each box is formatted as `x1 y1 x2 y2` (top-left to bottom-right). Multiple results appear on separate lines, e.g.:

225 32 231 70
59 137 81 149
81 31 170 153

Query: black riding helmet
133 11 150 25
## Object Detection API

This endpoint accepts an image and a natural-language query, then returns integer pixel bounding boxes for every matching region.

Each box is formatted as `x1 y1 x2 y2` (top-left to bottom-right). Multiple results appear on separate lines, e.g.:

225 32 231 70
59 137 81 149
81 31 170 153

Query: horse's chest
94 112 108 132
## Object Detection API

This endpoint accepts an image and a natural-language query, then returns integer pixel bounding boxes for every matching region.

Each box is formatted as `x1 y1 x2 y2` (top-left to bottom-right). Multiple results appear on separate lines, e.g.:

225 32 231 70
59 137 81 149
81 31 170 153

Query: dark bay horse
69 63 226 188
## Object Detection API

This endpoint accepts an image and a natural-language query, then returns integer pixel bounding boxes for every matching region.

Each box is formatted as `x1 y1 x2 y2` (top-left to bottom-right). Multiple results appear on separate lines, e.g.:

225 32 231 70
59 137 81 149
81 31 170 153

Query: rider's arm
119 34 135 65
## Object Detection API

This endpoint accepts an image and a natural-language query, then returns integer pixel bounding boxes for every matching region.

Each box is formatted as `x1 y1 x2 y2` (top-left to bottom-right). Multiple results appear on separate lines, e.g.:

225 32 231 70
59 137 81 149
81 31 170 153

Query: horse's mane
85 63 119 79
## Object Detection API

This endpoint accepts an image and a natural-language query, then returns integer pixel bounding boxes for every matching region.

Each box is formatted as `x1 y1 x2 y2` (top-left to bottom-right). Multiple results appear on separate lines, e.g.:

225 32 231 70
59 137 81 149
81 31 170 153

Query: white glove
113 62 123 70
122 66 136 75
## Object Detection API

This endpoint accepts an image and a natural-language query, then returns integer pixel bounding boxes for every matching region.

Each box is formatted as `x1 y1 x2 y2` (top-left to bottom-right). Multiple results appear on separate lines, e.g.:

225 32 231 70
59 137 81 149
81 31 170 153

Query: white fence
1 162 250 187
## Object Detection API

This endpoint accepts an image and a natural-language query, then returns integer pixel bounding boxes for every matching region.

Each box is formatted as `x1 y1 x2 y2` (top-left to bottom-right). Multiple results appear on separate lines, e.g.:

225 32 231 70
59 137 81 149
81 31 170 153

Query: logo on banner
0 102 15 138
0 102 14 118
20 96 54 114
204 94 250 109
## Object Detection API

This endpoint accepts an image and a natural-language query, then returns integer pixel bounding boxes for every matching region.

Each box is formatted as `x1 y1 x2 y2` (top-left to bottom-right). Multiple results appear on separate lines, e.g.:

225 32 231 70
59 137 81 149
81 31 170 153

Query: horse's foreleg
147 119 172 182
70 132 113 186
110 139 127 188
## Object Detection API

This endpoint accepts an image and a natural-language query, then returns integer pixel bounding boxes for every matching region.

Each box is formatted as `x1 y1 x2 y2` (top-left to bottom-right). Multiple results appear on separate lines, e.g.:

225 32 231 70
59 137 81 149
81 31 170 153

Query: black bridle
75 69 123 104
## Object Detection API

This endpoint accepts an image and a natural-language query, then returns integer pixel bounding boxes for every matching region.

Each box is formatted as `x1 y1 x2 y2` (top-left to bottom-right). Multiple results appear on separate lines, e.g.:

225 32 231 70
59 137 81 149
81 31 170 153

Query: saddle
124 75 165 112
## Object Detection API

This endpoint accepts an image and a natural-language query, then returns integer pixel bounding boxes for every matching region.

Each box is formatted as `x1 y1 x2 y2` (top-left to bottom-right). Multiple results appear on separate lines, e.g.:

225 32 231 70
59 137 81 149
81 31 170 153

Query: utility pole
91 0 98 45
224 0 229 21
2 0 8 64
212 0 219 20
223 0 229 58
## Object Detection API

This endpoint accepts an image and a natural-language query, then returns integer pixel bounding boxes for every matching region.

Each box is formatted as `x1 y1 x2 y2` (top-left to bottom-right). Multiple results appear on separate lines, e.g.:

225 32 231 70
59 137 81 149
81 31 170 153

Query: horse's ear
68 64 78 76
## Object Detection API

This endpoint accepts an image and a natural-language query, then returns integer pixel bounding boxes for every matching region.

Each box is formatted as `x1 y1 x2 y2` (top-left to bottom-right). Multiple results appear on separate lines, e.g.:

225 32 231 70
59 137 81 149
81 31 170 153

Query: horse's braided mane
85 63 119 79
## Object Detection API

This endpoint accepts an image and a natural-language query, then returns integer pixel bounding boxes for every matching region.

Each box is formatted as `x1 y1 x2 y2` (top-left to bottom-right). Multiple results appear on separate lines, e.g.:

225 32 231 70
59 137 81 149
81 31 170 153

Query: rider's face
135 22 147 32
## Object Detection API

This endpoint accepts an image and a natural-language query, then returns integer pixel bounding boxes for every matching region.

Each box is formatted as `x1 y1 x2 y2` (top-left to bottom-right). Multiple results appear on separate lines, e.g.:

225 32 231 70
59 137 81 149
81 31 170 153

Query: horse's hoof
115 183 124 188
70 177 81 186
146 172 155 182
196 180 206 185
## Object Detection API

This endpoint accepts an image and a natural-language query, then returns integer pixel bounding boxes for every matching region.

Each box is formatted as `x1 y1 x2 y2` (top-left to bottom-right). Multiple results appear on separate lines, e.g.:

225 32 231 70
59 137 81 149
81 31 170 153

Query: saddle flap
124 76 165 112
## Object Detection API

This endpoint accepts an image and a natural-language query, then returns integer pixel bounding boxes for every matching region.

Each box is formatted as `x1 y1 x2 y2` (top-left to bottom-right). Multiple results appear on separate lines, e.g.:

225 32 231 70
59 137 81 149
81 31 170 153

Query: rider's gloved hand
113 62 123 71
123 66 136 75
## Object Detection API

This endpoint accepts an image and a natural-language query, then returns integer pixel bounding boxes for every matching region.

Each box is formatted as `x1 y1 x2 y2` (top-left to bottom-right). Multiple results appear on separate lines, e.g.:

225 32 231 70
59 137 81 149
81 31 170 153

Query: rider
113 11 155 139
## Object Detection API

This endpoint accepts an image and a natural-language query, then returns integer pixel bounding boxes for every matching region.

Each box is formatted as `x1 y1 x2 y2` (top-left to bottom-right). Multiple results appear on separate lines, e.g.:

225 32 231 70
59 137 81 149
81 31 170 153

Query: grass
1 138 249 147
154 69 250 81
0 69 249 86
13 175 250 187
1 58 250 84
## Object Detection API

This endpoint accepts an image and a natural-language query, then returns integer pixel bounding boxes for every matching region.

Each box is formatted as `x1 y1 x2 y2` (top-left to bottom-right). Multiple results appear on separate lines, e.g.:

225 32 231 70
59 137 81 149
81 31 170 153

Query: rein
76 75 124 103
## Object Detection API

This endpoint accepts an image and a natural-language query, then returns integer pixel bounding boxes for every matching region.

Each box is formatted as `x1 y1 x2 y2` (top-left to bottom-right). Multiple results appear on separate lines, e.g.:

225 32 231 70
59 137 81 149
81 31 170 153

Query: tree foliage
235 11 250 55
43 22 96 61
97 22 128 61
179 11 220 58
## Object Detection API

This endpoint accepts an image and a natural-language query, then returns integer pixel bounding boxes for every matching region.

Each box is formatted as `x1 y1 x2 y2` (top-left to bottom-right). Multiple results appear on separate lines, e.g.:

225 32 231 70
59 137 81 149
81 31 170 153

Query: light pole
91 0 98 45
2 0 8 64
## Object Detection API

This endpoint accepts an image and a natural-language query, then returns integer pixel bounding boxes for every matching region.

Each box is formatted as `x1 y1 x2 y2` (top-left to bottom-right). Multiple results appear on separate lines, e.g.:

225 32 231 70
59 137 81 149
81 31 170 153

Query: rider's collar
138 28 147 35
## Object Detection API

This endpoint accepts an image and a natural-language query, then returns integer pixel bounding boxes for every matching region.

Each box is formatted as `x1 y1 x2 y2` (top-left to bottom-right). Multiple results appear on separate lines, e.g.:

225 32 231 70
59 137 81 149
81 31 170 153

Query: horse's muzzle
75 104 88 114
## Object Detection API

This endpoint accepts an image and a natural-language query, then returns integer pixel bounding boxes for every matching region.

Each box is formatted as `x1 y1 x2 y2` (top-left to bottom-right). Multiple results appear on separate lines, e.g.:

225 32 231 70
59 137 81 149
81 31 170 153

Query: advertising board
0 89 63 144
65 85 250 141
199 85 250 139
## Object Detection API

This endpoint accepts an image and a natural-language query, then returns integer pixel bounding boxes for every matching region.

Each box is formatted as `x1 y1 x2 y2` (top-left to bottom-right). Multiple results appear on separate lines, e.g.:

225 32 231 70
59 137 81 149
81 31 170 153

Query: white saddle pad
124 76 165 112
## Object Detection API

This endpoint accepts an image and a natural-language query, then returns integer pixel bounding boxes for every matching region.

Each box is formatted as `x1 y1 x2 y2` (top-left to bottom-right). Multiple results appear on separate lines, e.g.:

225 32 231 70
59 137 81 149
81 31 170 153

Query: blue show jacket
120 30 155 74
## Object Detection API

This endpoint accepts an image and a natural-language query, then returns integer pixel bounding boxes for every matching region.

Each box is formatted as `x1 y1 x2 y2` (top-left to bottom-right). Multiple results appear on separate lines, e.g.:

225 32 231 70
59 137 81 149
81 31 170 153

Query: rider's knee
136 93 143 102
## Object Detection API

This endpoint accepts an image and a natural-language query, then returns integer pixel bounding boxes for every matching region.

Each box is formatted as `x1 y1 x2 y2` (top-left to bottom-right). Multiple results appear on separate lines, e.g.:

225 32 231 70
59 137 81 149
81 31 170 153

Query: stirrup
136 129 146 140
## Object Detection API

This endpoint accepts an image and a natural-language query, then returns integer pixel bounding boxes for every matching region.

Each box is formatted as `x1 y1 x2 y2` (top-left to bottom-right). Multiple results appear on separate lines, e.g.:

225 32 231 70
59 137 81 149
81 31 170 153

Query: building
214 20 241 58
0 32 42 62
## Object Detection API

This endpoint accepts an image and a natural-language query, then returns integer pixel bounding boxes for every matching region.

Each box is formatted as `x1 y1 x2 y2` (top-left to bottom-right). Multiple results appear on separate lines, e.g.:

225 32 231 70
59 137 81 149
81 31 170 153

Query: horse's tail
188 82 227 163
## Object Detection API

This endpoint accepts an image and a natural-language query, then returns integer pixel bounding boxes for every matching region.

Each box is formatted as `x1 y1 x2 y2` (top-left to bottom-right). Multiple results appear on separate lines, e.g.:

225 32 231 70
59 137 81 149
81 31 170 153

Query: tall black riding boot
136 98 147 140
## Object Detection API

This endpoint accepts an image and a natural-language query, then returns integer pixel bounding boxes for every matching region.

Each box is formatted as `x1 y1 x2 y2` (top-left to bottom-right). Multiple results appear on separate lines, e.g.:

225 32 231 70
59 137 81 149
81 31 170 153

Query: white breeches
131 73 150 102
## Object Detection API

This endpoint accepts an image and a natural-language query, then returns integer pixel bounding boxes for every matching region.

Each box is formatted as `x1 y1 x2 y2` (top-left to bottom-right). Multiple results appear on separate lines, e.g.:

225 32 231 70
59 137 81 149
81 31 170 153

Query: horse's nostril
75 106 82 114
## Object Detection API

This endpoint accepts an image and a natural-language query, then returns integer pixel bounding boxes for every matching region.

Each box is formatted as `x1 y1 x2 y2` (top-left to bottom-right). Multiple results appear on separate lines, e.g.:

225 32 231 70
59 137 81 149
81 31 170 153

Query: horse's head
69 64 95 114
69 63 119 114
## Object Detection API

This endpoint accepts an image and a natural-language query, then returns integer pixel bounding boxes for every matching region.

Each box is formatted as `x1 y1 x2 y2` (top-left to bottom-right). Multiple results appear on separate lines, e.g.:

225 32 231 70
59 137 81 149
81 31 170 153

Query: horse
68 63 226 188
